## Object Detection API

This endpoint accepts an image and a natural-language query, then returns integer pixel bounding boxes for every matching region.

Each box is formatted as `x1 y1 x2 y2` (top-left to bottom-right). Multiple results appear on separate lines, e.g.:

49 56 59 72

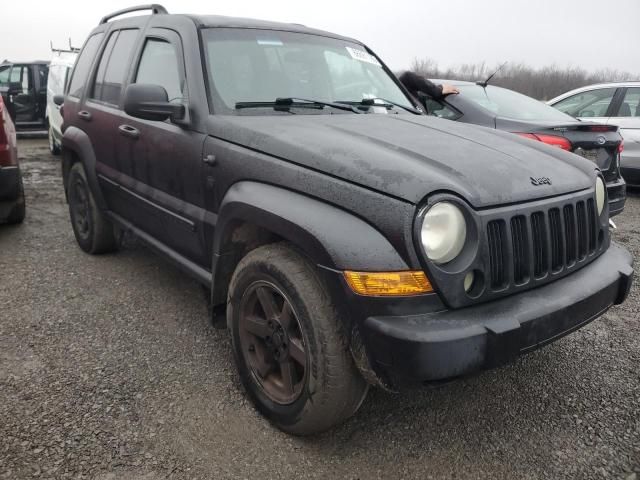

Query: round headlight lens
595 177 606 216
421 202 467 264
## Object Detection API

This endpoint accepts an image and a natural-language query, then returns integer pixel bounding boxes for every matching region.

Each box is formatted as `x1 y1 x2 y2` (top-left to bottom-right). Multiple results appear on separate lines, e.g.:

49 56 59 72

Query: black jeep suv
58 5 634 435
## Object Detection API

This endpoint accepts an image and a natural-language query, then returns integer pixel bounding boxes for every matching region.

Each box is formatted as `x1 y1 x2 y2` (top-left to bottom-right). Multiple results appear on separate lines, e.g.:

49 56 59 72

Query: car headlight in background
595 177 606 216
421 202 467 264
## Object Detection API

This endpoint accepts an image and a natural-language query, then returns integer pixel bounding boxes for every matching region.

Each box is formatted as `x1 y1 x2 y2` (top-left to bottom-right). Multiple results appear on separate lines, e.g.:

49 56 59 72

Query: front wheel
228 243 368 435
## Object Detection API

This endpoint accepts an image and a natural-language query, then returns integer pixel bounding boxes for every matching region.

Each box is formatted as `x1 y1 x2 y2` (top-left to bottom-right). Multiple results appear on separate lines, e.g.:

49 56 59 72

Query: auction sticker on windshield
257 37 283 46
346 47 381 66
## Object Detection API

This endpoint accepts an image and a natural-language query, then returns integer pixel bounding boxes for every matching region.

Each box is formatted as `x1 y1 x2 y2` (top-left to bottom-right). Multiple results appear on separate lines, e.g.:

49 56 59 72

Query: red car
0 93 24 223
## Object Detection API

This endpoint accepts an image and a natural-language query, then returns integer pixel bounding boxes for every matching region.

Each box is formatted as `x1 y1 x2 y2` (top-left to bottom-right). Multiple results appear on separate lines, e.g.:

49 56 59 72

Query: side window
68 33 104 98
92 33 118 102
0 65 10 86
91 29 139 105
616 87 640 118
135 38 183 102
10 66 30 92
553 88 617 118
424 98 462 120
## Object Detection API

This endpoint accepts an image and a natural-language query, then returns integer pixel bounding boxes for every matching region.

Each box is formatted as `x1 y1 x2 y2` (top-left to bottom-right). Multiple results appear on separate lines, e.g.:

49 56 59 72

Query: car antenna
476 61 508 88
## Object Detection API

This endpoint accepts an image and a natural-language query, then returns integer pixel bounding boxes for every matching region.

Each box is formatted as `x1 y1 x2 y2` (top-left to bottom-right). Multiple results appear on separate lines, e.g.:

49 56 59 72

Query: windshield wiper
336 98 423 115
235 97 361 113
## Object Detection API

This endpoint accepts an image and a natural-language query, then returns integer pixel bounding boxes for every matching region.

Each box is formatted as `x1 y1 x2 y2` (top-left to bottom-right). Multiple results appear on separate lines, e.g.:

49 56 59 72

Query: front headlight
421 202 467 264
595 177 606 216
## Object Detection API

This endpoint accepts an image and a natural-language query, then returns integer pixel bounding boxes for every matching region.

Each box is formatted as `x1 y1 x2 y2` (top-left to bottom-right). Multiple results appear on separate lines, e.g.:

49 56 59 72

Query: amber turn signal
344 271 433 296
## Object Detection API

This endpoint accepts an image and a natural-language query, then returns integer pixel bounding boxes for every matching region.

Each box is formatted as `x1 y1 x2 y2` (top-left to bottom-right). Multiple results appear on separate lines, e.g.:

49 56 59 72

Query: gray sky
2 0 639 74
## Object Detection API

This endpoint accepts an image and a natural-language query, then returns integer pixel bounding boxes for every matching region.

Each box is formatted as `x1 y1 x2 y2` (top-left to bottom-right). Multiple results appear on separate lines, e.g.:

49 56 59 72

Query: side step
108 211 212 287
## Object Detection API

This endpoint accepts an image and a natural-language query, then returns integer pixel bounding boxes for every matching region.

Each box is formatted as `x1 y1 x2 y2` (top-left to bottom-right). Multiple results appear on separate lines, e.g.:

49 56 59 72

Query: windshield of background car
202 28 413 113
457 85 576 122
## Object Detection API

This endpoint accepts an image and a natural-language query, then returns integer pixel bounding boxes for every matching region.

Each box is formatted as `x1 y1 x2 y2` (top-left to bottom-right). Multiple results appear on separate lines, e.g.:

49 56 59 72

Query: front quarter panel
213 181 409 271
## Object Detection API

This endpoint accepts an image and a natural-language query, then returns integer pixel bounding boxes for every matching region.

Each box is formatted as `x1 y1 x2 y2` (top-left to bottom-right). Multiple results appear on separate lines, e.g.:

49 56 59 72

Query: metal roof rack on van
50 39 80 54
99 4 168 24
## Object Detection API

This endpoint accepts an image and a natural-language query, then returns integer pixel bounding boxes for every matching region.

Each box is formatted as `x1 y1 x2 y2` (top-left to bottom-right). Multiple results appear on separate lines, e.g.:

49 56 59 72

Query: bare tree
406 58 638 100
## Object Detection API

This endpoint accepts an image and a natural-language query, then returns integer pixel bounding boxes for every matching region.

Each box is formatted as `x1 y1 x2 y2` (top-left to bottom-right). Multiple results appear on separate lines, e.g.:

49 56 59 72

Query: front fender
61 125 107 210
213 181 408 272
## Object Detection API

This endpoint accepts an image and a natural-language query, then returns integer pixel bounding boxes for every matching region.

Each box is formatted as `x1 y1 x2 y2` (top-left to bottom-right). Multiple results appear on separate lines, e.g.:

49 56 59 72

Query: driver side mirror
123 83 185 122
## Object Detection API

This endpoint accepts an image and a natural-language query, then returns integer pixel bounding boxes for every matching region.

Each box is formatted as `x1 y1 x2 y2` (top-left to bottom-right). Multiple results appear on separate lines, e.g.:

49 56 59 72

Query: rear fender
61 125 107 209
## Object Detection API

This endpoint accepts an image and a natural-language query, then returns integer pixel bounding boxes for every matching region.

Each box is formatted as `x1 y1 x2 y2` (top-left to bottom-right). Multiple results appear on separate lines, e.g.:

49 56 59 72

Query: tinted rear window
456 85 575 122
68 33 104 98
91 29 139 105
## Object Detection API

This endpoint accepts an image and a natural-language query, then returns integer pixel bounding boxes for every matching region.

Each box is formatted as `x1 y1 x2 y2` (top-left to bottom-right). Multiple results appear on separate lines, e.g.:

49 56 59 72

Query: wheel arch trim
210 181 408 305
61 125 107 209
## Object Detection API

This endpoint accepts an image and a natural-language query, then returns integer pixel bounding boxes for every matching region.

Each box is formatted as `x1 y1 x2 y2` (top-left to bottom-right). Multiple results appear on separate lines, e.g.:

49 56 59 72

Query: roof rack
99 4 168 24
50 39 81 54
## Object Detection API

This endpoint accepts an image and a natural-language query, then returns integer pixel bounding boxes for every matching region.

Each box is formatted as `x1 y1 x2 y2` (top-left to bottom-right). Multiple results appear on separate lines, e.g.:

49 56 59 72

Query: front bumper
360 242 633 385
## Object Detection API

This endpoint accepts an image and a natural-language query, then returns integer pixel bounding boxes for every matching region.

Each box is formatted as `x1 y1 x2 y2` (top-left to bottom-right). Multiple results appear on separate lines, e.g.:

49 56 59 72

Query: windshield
456 85 576 122
201 28 414 114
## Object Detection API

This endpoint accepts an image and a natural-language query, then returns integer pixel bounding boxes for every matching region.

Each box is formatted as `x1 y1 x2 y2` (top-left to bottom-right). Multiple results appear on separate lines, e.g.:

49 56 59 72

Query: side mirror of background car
123 83 185 122
53 95 64 106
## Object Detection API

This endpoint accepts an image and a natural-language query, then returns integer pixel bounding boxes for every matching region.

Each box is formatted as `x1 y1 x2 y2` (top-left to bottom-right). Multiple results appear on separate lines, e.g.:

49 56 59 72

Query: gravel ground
1 138 639 480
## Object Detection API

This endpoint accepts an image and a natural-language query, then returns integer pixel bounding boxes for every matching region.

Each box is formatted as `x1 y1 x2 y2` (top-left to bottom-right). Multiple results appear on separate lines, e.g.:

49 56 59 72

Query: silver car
549 82 640 187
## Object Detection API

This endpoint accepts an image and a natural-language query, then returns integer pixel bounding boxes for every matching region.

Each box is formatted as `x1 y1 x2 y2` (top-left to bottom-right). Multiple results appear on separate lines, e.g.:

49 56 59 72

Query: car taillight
618 140 624 153
0 96 14 167
515 132 572 151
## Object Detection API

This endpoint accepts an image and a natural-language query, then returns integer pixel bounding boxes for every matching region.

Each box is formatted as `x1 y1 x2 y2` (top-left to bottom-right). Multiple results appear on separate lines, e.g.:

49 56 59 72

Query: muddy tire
67 162 117 254
6 177 25 224
228 243 368 435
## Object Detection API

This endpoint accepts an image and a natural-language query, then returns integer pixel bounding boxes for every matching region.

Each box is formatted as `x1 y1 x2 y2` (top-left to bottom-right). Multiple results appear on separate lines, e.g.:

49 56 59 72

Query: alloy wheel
238 280 308 404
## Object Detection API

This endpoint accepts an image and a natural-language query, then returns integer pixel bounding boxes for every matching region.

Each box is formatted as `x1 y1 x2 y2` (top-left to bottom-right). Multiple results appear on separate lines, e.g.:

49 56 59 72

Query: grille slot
549 208 564 271
563 204 576 265
531 212 547 278
510 215 529 284
587 199 597 252
487 220 507 289
576 201 587 260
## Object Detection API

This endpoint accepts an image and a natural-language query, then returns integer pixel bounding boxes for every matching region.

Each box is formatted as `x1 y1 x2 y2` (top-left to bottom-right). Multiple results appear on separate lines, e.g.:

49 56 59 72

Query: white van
46 50 77 154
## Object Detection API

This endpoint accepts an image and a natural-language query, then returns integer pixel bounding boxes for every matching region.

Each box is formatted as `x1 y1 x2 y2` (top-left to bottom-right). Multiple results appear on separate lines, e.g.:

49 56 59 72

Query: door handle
118 124 140 140
77 110 92 121
203 154 217 166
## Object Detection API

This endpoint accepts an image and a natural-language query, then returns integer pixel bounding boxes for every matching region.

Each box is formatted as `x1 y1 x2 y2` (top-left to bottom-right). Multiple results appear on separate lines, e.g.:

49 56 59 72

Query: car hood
206 114 596 208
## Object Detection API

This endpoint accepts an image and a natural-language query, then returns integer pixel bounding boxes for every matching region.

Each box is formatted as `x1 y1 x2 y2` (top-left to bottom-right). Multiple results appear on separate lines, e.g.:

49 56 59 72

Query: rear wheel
48 124 60 155
6 177 25 224
67 162 117 254
228 243 368 435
